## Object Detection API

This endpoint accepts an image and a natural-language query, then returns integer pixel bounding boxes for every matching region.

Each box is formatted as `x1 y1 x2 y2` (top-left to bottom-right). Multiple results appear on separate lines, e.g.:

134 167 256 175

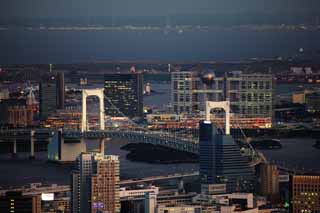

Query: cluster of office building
171 71 274 128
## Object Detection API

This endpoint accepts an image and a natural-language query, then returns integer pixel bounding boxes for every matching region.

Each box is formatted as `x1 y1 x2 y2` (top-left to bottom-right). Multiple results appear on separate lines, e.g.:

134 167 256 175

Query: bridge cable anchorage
204 101 259 164
229 106 262 164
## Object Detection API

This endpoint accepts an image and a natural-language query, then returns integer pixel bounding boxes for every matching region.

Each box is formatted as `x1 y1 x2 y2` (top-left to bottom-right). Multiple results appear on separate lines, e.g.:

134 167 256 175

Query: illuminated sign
41 193 54 201
93 202 104 209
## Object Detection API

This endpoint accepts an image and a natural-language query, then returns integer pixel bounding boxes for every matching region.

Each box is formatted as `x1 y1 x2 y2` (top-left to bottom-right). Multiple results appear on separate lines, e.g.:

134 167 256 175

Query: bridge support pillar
29 130 35 160
11 140 17 158
99 138 105 155
178 178 185 193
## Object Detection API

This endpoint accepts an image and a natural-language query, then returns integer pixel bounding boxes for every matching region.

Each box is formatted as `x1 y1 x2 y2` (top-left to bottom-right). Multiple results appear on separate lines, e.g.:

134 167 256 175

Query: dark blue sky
1 0 319 18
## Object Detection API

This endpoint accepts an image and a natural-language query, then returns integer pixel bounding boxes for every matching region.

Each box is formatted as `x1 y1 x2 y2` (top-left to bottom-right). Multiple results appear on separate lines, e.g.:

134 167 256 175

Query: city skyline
0 1 320 212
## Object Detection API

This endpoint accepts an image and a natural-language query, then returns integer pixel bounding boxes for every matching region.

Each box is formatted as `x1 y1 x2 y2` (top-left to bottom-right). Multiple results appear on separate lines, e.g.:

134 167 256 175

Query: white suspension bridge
0 88 261 166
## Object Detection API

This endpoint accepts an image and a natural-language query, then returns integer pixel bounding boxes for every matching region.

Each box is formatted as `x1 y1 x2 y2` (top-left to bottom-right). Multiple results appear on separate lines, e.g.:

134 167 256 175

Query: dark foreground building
199 120 255 192
39 72 65 120
104 73 143 118
56 71 65 110
0 191 41 213
39 77 57 120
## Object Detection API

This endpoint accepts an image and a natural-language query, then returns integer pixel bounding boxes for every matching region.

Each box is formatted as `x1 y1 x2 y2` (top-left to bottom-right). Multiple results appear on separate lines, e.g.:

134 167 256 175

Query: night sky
1 0 319 18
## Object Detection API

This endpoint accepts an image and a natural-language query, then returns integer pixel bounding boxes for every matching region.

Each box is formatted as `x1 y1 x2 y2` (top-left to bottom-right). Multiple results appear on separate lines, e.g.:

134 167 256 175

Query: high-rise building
144 192 157 213
39 76 57 120
56 71 65 110
199 120 255 193
104 73 143 118
0 191 41 213
290 175 320 213
171 71 273 127
259 163 279 202
71 152 120 213
39 72 65 120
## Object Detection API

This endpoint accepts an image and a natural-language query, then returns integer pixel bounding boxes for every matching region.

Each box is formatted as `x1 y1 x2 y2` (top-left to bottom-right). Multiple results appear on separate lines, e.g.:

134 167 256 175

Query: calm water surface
0 138 319 187
1 29 320 64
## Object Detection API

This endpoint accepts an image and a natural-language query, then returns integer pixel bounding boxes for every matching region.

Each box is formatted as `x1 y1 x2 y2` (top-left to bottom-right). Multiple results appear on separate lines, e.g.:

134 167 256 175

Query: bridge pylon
205 100 230 135
81 88 105 132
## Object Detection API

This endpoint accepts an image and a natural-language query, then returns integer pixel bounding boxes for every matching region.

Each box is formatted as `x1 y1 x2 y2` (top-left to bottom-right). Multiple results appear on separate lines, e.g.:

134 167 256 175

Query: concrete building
171 71 273 126
41 196 70 213
156 205 201 213
199 120 255 193
39 76 57 120
0 88 9 100
290 175 320 213
120 186 159 200
71 153 120 213
156 190 197 206
5 89 38 127
8 105 33 127
292 90 313 104
0 98 28 126
0 191 41 213
145 192 157 213
220 206 258 213
305 92 320 112
193 192 257 212
258 164 279 202
104 73 143 118
292 90 320 112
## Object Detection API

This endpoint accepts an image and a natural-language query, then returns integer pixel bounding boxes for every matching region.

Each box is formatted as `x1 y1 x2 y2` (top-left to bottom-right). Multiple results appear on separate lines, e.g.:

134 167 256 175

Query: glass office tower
39 76 57 120
104 73 143 118
199 120 255 192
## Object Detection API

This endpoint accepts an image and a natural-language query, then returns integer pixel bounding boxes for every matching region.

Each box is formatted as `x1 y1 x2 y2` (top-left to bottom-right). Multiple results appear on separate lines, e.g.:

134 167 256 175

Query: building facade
0 191 41 213
104 73 143 118
56 71 65 110
71 153 120 213
259 164 279 202
8 105 33 127
39 77 57 120
39 72 65 120
199 120 255 193
290 175 320 213
171 71 273 126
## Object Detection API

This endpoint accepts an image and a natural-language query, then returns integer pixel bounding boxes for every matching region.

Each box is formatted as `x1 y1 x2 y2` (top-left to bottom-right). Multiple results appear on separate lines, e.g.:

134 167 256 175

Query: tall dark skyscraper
39 76 57 120
104 73 143 118
56 71 65 110
39 72 65 120
199 120 255 192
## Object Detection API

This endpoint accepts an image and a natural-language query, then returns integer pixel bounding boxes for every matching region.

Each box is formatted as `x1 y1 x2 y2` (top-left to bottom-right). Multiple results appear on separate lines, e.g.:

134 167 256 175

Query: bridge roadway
0 128 199 154
0 172 199 196
63 129 198 154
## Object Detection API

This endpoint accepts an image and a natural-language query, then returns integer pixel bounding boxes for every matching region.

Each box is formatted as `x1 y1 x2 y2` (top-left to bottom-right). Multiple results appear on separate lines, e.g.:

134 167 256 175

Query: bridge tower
81 88 105 132
205 100 230 135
